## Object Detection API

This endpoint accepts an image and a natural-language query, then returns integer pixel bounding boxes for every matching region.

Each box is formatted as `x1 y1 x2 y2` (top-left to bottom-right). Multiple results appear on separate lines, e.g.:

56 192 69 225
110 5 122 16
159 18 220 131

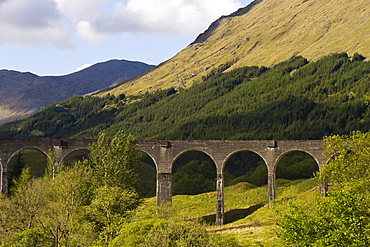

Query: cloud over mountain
0 0 245 47
0 0 71 48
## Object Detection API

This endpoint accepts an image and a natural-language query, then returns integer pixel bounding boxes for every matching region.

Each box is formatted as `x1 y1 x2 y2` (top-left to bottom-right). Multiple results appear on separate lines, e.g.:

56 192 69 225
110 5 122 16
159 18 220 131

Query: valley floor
137 178 320 246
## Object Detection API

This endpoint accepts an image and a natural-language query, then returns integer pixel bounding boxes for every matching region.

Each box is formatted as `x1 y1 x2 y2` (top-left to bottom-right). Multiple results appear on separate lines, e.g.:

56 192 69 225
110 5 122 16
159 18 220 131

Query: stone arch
60 148 87 163
171 149 217 173
223 149 268 187
6 148 50 193
7 147 50 164
221 149 269 224
138 150 157 198
138 150 159 171
60 148 90 167
171 149 217 196
272 149 322 200
273 148 321 175
222 149 268 171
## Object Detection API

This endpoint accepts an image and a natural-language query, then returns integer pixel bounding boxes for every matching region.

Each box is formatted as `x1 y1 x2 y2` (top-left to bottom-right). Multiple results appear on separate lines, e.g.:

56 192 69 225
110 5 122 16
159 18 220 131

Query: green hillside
1 53 370 140
2 0 370 140
99 0 370 97
115 178 320 246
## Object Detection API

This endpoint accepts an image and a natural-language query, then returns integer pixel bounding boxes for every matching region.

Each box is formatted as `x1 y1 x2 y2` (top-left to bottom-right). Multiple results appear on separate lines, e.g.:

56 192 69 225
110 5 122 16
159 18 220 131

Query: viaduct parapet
0 138 329 226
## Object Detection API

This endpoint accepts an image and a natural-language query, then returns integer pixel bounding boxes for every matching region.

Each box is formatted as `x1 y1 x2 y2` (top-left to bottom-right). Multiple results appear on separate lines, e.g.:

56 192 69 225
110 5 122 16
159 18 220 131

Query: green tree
321 130 370 185
0 166 95 247
81 131 143 245
0 132 143 246
87 186 141 245
172 160 216 195
9 167 32 195
83 131 141 192
45 165 95 247
7 151 27 193
278 131 370 246
0 176 51 245
279 183 370 246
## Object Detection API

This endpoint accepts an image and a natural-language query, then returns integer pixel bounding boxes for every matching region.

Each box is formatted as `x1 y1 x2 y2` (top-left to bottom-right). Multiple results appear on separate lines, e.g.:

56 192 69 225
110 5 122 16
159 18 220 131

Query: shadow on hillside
202 203 264 225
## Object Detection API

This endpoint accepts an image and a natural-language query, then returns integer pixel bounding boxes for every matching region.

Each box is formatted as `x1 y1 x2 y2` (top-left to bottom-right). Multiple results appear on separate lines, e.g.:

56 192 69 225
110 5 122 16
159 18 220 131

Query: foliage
0 132 143 246
322 131 370 185
172 160 216 195
46 165 95 246
2 53 370 141
110 219 168 247
278 131 370 246
279 183 370 246
7 151 27 192
0 176 52 245
111 206 243 247
142 219 211 247
82 131 141 192
87 186 141 245
9 167 32 195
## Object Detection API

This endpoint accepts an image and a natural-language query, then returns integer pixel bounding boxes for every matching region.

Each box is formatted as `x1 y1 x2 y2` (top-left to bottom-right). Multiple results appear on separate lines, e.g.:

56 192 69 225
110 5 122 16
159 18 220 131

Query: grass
136 178 320 246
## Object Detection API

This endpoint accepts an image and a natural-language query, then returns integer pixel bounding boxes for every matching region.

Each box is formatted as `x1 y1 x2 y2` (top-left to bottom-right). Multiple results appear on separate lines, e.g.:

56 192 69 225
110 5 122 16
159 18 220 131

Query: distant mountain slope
102 0 370 96
0 60 153 124
2 53 370 140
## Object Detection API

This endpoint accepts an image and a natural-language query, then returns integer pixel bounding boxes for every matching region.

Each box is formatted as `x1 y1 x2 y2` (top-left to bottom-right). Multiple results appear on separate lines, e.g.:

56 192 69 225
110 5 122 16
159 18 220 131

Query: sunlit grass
136 178 320 246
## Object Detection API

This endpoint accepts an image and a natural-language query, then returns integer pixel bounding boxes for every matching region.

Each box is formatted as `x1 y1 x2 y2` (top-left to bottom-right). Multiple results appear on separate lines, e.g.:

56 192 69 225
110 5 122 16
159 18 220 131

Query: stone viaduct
0 138 329 226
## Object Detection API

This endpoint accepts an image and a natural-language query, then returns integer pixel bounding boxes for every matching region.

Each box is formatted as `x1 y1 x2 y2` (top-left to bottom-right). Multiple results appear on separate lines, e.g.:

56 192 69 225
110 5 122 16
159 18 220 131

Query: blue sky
0 0 253 76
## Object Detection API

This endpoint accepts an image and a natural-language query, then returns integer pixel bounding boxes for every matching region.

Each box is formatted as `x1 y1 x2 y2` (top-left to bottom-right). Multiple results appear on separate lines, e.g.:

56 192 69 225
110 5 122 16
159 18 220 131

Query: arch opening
276 151 319 181
7 149 48 193
275 151 320 196
62 149 90 167
222 151 268 224
172 150 217 196
138 151 156 198
224 151 268 187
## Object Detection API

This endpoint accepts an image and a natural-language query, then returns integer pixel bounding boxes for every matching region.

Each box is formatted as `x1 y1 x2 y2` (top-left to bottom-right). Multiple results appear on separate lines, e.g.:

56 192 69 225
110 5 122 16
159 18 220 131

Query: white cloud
0 0 60 27
76 63 93 72
0 0 72 48
55 0 107 21
77 20 105 44
0 0 246 47
93 0 243 36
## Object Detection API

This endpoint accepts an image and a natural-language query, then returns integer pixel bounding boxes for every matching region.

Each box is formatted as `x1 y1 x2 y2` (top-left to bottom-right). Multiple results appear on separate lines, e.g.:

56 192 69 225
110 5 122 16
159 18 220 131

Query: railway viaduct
0 138 329 226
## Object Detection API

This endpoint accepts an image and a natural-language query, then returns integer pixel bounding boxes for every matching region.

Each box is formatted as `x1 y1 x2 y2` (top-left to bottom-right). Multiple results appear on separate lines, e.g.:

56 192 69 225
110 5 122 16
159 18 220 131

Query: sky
0 0 253 76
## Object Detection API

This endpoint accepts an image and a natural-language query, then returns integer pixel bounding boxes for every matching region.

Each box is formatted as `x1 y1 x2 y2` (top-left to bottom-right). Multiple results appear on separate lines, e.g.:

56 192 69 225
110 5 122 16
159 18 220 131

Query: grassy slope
136 178 320 246
101 0 370 97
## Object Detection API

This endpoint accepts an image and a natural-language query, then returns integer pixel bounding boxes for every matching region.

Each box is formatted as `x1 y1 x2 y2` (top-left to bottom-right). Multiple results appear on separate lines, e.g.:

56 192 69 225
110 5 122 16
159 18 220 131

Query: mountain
2 52 370 139
101 0 370 97
2 0 370 140
0 60 153 124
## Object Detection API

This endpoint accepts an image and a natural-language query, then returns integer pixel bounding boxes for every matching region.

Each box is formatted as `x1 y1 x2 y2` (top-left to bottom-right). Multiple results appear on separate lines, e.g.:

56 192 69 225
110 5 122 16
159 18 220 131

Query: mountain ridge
101 0 370 97
2 52 370 140
0 59 153 124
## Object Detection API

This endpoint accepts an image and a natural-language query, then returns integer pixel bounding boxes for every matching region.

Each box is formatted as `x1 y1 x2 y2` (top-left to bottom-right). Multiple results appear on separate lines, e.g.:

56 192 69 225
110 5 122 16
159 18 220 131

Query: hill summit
103 0 370 96
0 60 153 124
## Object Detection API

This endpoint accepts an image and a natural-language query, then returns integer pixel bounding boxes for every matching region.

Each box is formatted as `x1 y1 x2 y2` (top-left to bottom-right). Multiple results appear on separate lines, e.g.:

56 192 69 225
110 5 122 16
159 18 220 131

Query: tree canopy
2 53 370 141
0 132 143 246
278 131 370 246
